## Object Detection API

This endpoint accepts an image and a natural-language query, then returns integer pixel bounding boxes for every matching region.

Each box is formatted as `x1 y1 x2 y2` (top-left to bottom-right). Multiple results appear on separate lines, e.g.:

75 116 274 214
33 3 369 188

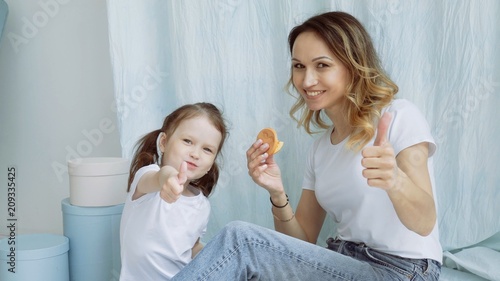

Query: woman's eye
317 63 329 68
293 63 304 69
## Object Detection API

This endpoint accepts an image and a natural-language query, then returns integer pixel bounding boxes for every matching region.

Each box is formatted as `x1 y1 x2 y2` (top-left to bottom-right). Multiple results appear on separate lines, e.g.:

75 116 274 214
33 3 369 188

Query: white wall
0 0 121 237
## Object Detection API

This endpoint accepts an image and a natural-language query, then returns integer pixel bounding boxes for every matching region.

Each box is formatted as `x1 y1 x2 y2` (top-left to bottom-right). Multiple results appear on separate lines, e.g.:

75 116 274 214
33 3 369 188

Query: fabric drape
106 1 500 279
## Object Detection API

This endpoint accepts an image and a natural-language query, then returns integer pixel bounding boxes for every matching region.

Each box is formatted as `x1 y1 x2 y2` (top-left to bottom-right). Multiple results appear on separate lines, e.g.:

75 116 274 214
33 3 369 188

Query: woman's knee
220 220 265 239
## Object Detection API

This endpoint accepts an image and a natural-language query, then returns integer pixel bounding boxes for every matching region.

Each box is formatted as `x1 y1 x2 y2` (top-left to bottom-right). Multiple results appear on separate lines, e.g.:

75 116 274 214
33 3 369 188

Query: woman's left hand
361 112 399 191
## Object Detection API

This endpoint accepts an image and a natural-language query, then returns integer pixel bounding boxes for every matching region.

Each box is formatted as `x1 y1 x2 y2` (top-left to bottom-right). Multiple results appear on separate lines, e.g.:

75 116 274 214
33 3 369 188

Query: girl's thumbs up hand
159 161 187 203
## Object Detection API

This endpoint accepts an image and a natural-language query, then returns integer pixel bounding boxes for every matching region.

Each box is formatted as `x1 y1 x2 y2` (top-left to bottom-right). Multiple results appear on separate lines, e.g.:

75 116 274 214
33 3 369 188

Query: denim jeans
172 221 441 281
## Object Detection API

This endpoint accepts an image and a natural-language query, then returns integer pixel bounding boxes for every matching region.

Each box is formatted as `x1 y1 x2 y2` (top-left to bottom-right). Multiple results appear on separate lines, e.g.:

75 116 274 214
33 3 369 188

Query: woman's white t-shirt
303 99 442 262
119 164 210 280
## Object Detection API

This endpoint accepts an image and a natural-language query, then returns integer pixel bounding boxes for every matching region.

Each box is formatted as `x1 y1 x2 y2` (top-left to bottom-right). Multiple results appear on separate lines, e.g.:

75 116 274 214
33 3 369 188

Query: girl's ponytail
127 129 162 192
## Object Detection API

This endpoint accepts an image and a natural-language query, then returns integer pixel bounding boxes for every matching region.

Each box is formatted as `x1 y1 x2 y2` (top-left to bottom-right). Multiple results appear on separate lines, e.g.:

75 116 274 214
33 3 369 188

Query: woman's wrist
270 194 289 208
269 191 288 208
271 207 295 222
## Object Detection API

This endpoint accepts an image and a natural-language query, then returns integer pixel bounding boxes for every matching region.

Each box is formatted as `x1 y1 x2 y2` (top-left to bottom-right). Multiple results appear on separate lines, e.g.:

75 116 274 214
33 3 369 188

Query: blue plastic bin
0 233 69 281
61 198 123 281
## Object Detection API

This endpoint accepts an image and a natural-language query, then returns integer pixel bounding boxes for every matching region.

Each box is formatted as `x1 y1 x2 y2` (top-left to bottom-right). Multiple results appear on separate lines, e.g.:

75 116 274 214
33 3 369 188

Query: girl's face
291 31 351 114
160 116 222 182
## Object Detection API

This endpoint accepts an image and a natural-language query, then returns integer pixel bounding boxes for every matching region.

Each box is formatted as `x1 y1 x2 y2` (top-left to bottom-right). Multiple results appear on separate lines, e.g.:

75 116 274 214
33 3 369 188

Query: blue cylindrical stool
0 233 69 281
61 198 123 281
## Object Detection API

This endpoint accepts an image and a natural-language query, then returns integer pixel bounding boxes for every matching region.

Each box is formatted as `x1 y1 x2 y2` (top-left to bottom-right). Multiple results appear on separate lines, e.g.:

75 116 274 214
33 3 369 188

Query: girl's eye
204 148 214 153
183 139 192 144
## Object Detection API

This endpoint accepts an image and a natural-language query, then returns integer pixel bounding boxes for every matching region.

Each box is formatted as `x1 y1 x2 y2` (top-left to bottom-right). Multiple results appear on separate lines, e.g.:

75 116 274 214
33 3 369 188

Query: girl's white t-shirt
303 99 442 262
119 164 210 280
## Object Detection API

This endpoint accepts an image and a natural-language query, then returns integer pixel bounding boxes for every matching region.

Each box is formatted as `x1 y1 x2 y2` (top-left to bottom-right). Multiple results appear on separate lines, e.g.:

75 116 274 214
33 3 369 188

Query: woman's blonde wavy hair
287 11 398 150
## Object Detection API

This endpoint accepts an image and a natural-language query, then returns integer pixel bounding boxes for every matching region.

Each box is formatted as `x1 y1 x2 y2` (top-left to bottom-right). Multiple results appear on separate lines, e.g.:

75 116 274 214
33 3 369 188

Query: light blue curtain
0 0 7 38
107 1 500 279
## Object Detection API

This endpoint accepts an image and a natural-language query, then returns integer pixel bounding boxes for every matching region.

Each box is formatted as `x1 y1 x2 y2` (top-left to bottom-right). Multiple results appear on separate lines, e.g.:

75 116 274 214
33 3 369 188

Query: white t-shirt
303 99 443 262
119 164 211 280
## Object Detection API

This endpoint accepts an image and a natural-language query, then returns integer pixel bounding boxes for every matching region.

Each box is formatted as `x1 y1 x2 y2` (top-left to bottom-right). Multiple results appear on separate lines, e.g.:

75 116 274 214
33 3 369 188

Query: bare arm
246 139 326 244
132 164 186 202
271 190 326 244
388 142 436 235
191 238 204 258
362 113 436 236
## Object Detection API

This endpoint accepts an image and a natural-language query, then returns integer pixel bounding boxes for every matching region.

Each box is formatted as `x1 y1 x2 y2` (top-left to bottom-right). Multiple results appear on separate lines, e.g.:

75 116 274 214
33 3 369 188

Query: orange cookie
257 128 284 155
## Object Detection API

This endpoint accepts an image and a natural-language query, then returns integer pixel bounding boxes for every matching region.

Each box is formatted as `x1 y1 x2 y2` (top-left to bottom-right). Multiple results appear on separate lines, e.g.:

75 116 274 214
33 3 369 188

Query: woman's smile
305 90 325 97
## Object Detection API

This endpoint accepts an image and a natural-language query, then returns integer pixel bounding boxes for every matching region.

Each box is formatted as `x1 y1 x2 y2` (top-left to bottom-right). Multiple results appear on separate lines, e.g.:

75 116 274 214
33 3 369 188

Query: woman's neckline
330 126 350 145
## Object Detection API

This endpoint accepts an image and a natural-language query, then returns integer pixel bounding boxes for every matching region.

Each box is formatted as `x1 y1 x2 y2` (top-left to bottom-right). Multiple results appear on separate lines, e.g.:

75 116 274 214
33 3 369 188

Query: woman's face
160 116 222 182
291 31 351 113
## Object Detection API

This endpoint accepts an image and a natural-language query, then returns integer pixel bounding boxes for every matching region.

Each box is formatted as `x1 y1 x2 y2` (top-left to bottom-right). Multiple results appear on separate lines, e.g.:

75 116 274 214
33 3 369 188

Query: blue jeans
172 221 441 281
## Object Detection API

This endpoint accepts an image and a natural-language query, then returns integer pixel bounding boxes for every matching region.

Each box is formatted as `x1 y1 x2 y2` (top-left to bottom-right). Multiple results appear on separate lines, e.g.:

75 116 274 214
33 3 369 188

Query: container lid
61 198 124 216
0 233 69 261
68 157 129 176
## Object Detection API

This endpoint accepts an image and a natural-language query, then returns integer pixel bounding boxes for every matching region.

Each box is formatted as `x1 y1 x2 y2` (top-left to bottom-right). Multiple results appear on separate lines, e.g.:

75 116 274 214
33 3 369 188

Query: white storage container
68 157 129 207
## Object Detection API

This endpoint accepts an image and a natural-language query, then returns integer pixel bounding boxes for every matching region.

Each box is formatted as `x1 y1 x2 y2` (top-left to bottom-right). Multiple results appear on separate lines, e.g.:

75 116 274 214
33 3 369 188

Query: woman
172 11 442 281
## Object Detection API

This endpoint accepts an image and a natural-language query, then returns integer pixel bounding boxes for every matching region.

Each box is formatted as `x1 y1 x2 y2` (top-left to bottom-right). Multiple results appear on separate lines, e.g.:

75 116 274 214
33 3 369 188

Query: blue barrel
61 198 123 281
0 233 69 281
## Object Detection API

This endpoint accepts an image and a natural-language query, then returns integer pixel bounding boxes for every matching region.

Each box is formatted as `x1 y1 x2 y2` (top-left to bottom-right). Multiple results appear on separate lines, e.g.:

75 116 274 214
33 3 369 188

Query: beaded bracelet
271 207 295 222
270 194 289 208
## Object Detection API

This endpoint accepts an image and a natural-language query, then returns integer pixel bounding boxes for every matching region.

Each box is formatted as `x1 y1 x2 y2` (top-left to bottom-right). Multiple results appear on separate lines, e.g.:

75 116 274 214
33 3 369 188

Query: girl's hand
361 112 399 191
159 161 187 203
246 139 284 195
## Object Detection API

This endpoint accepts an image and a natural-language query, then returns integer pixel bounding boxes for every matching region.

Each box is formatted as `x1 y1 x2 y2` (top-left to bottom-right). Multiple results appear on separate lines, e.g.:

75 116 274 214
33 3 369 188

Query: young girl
119 102 228 280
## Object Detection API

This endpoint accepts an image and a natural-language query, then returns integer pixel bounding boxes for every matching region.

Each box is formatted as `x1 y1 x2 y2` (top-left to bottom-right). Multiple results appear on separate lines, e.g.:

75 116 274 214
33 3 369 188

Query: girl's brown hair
287 11 398 150
127 102 228 197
